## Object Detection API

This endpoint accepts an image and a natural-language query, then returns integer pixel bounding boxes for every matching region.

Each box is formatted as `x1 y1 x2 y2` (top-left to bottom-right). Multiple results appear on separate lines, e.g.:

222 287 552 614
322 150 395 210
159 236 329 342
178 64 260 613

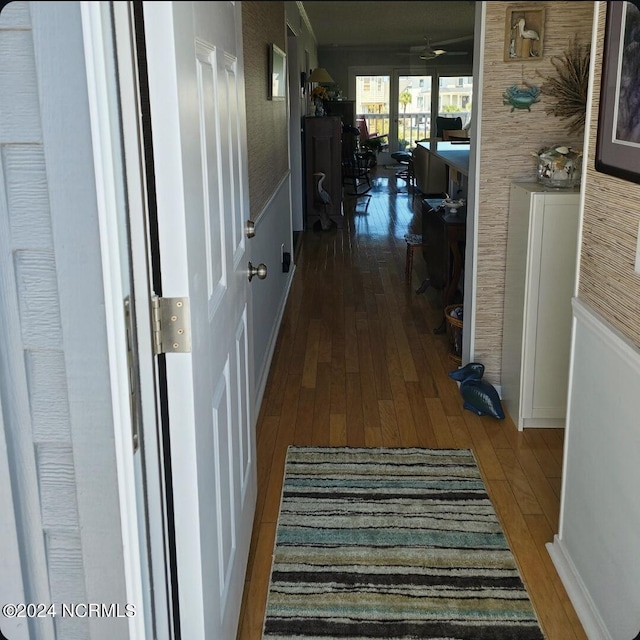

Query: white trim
79 3 147 638
546 536 611 640
576 2 600 294
295 1 315 42
254 264 295 413
286 27 305 233
555 296 640 640
571 297 640 370
462 1 485 365
251 173 296 415
110 1 175 636
556 306 577 538
254 172 291 226
554 17 598 509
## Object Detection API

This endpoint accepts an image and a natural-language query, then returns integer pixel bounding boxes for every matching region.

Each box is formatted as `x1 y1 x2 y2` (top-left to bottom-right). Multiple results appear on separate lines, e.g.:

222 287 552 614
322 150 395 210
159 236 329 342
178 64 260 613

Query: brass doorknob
245 220 255 238
248 262 267 282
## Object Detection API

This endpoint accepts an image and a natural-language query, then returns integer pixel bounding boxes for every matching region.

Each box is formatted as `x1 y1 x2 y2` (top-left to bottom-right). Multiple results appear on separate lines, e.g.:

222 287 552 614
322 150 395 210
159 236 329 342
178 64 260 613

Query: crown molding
296 1 316 43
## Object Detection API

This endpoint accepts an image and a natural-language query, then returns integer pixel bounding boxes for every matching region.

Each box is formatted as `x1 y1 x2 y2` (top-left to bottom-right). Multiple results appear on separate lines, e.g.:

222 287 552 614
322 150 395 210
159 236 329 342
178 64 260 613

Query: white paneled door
142 3 257 638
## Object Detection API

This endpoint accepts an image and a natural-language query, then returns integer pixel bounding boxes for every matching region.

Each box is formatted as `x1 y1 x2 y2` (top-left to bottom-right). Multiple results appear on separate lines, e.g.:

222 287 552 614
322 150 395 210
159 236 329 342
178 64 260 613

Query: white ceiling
300 1 477 49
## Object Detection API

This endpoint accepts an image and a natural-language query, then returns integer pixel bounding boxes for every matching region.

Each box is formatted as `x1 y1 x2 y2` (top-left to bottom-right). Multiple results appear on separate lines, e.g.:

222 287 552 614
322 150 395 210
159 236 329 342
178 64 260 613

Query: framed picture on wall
595 1 640 184
269 44 286 100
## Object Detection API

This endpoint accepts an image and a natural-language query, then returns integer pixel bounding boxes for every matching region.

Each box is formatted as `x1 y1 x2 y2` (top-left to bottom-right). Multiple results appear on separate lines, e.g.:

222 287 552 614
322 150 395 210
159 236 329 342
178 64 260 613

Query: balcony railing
396 113 431 147
359 111 471 150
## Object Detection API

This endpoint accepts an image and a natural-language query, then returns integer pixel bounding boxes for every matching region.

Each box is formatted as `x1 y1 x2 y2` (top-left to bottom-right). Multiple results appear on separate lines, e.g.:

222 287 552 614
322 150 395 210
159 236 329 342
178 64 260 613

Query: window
438 76 473 127
396 74 432 145
355 74 390 135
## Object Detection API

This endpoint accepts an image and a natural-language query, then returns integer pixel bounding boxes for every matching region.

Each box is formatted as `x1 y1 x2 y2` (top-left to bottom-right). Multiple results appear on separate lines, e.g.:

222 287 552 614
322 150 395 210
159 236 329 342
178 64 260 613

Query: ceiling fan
399 35 472 61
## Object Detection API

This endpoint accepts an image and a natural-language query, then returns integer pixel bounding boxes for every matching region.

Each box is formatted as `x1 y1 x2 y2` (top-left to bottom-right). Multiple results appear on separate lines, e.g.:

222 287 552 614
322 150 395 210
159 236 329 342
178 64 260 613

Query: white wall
286 30 305 233
548 299 640 640
284 2 317 233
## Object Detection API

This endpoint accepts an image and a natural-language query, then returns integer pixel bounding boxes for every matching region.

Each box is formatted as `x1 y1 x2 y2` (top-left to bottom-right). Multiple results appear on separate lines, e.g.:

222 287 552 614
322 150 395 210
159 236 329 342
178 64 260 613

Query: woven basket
444 304 463 366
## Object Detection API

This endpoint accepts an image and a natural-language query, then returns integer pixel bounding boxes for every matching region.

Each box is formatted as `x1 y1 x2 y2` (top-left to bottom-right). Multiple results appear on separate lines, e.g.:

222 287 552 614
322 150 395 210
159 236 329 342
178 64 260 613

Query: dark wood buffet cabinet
303 116 343 229
415 142 469 334
324 100 355 127
419 200 466 332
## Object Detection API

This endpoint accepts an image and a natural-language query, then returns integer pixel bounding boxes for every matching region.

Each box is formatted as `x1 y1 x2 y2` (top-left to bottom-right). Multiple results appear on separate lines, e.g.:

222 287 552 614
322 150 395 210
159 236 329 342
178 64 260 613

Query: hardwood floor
236 167 586 640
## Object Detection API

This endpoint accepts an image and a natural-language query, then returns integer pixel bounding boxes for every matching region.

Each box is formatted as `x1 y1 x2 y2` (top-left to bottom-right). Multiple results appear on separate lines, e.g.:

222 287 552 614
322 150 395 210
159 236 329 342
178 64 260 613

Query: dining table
416 140 470 193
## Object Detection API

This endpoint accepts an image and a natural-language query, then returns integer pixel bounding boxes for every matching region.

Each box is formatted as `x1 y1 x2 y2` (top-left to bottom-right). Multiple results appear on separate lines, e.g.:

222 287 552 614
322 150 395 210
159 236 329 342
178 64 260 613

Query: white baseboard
254 265 295 414
546 536 611 640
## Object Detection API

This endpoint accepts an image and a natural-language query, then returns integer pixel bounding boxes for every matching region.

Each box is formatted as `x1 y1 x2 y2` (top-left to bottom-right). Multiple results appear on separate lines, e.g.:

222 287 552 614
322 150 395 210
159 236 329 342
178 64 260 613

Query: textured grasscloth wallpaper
578 2 640 345
242 2 288 219
475 2 594 383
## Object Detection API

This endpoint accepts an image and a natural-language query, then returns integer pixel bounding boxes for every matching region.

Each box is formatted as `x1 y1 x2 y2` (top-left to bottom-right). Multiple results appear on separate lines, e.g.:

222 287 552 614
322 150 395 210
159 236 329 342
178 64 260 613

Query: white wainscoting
547 297 640 640
252 173 295 411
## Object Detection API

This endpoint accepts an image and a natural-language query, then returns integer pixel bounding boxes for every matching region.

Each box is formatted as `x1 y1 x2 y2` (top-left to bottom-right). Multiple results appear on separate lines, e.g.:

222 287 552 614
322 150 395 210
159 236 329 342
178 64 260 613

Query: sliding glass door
353 71 473 155
354 72 432 158
354 74 390 144
395 74 433 149
393 73 473 148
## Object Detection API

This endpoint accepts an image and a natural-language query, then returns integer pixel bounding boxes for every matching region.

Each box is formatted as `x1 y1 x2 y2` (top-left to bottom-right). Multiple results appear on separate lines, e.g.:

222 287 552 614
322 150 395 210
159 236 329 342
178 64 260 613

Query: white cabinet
501 182 580 429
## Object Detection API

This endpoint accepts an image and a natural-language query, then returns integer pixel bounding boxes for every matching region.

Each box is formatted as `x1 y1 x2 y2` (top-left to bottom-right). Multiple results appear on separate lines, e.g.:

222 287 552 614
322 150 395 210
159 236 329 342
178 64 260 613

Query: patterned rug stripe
263 447 545 640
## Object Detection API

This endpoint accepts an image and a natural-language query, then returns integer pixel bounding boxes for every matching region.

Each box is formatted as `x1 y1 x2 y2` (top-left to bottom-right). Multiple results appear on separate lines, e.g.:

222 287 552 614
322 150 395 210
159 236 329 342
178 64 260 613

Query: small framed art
269 44 286 100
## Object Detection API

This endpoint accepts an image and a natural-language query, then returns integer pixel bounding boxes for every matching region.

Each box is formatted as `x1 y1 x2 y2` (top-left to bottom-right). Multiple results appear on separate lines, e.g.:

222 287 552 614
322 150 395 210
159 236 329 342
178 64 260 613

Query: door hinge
151 295 192 355
124 296 140 452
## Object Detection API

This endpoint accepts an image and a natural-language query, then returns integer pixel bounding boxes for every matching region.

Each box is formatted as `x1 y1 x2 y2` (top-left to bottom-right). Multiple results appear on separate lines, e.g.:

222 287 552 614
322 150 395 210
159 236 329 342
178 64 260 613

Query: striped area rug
262 446 545 640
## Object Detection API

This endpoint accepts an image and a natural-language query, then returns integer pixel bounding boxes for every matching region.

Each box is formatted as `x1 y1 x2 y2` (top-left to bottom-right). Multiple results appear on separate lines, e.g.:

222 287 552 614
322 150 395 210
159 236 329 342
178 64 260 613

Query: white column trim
462 0 485 364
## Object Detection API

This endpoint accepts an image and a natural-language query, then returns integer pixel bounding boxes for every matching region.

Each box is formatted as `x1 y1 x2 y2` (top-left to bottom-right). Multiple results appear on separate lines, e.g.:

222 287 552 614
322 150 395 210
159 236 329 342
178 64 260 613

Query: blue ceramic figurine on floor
449 362 505 420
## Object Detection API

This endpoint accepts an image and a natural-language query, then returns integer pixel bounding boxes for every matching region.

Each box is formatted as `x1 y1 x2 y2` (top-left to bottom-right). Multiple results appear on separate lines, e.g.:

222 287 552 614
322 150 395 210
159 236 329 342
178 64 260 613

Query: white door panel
236 310 253 501
195 41 227 311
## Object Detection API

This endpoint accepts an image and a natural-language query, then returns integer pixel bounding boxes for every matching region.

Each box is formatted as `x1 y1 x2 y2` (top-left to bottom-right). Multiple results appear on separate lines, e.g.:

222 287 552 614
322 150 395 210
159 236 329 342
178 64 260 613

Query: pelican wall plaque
504 6 546 62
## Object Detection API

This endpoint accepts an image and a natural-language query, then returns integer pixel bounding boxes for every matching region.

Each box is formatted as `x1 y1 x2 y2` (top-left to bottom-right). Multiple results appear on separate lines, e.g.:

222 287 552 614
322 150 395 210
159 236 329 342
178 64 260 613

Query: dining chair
356 117 389 152
435 116 463 139
443 129 471 141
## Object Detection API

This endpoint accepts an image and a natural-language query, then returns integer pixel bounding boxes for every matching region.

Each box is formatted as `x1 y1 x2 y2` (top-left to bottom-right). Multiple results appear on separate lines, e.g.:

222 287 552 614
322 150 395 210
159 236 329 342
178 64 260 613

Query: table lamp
307 67 334 84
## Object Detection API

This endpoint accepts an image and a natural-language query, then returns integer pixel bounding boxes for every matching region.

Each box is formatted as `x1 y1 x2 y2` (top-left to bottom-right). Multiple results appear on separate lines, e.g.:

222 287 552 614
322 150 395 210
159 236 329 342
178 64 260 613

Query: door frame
348 65 462 156
286 23 305 234
348 65 394 163
462 2 485 365
349 65 437 155
391 67 436 147
80 2 175 637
